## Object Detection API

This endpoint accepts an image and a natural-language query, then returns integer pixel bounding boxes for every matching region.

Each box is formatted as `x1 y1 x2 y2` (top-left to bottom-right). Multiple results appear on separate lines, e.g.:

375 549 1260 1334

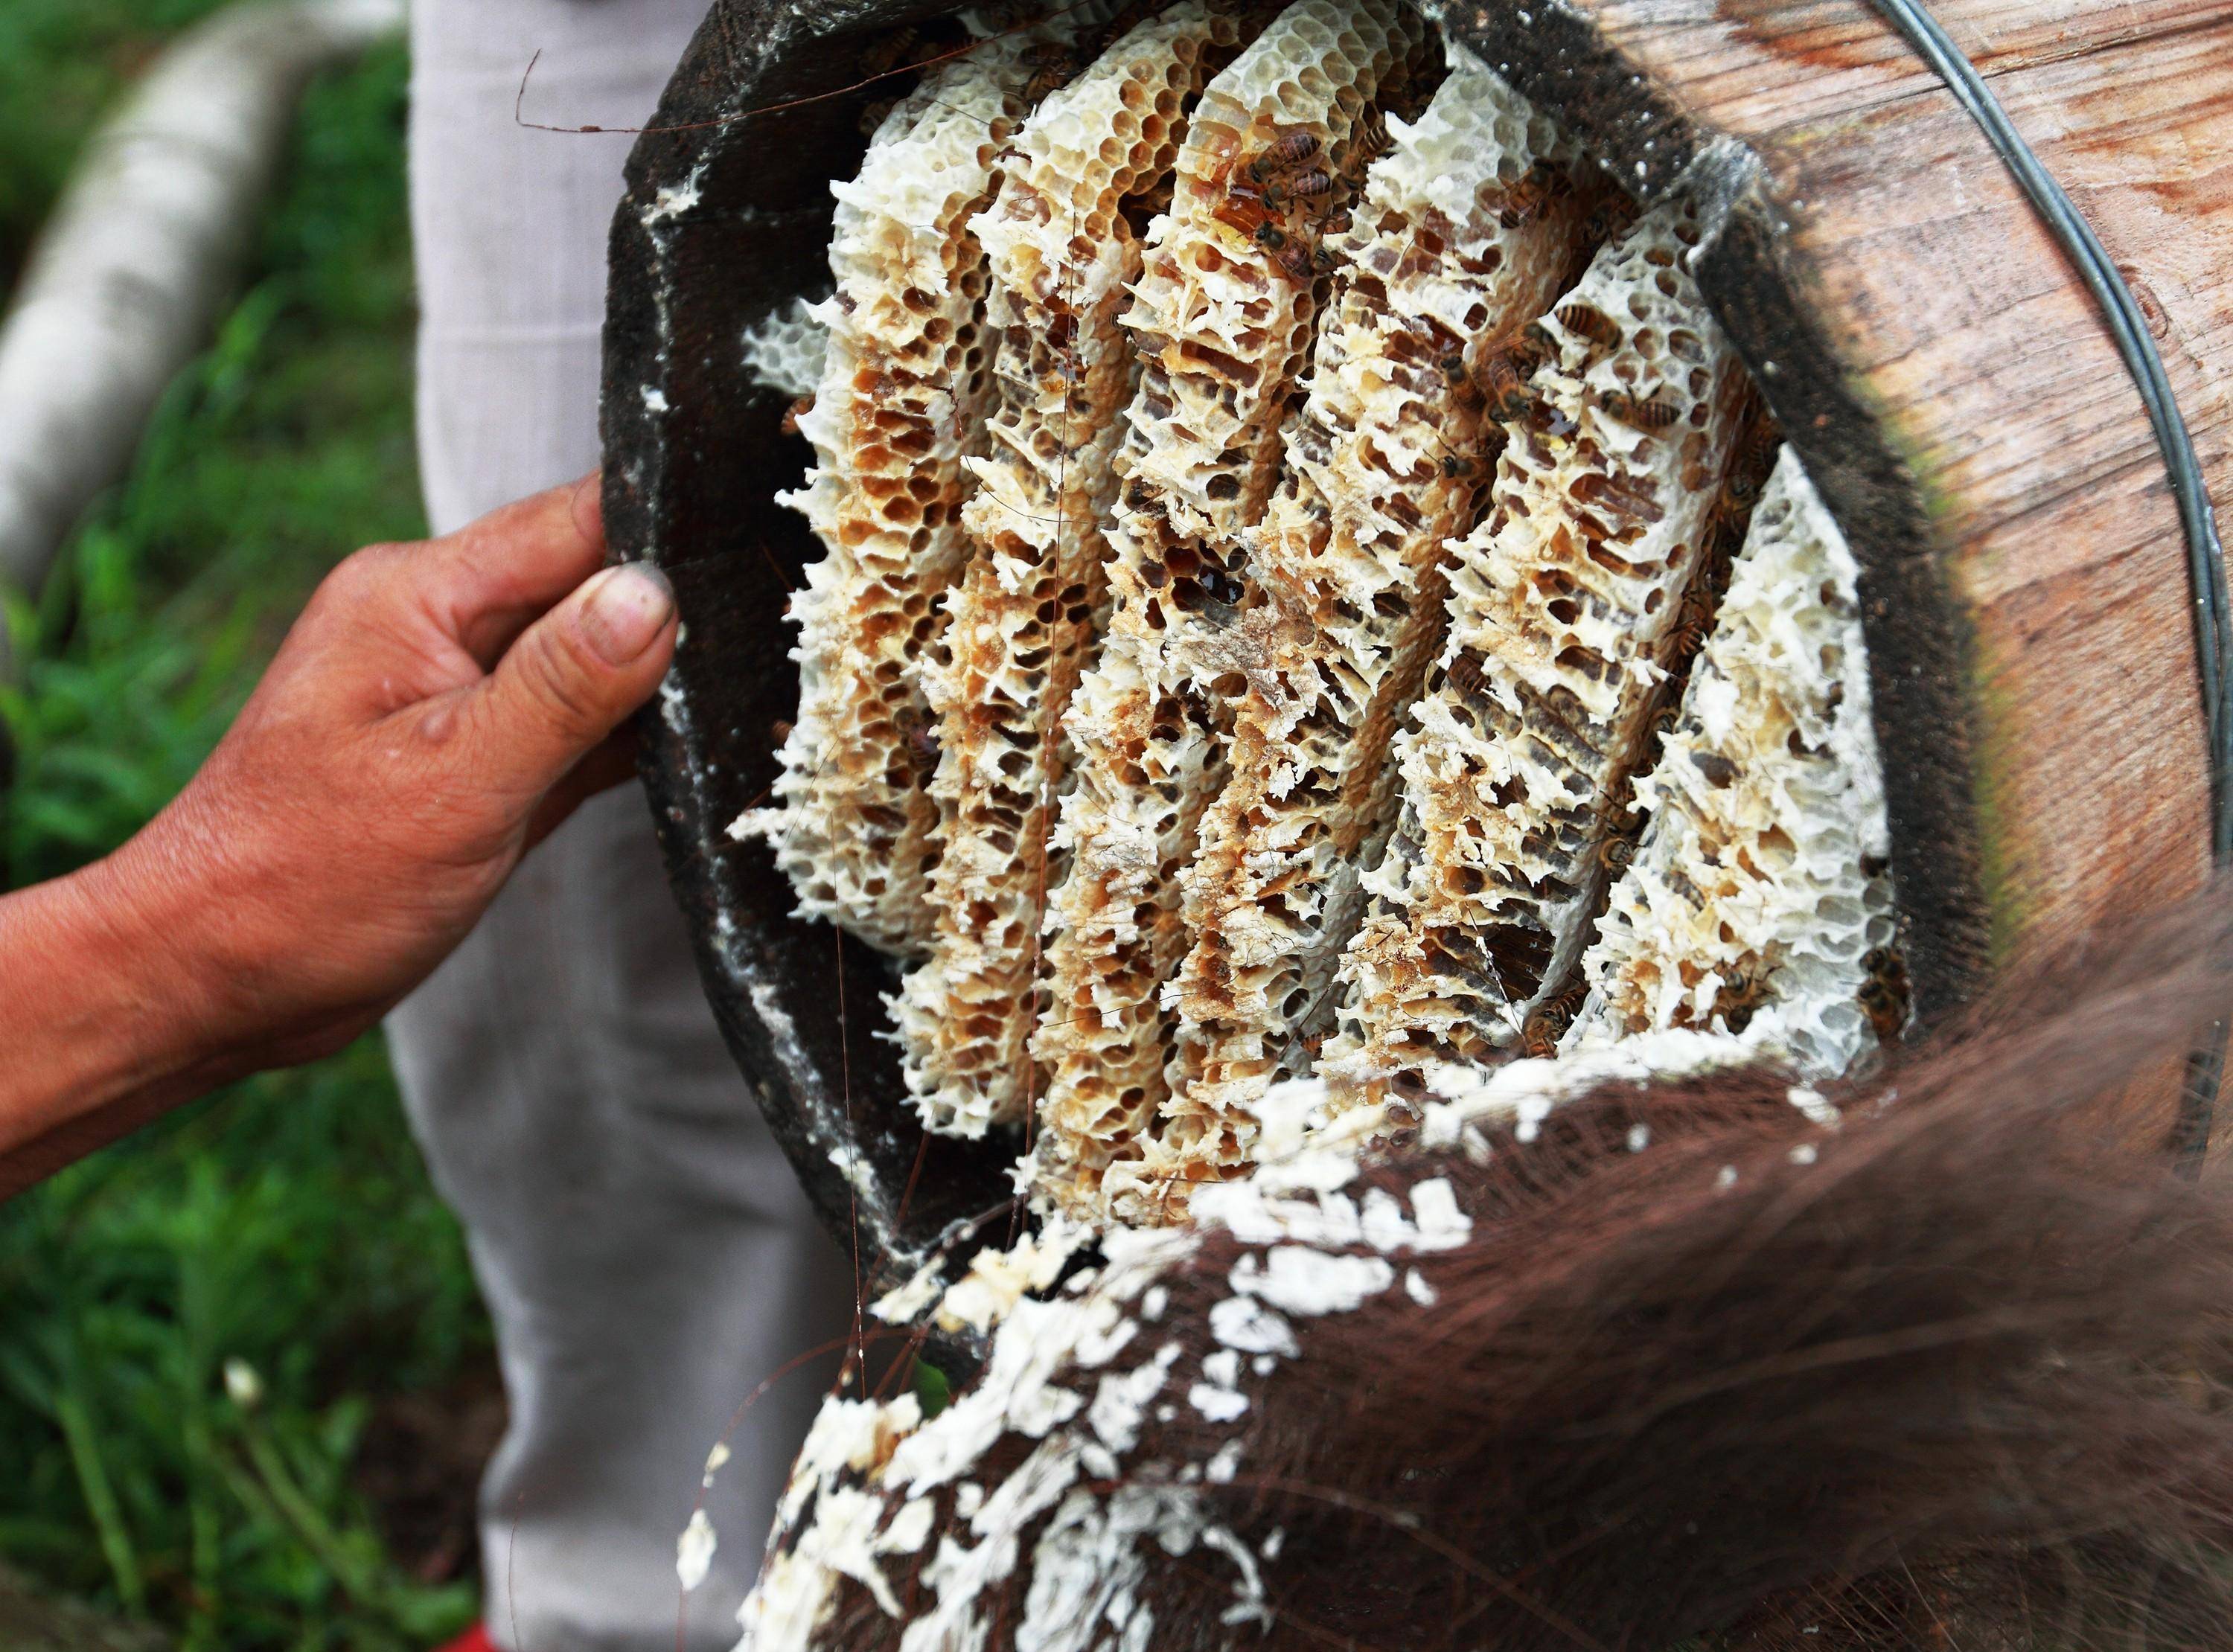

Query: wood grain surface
1457 0 2232 1034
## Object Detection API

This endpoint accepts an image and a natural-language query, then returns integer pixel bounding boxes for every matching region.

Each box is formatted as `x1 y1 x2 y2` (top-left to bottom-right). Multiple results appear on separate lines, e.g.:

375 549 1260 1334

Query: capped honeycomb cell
1134 49 1601 1211
889 1 1250 1139
1563 448 1903 1079
1325 194 1755 1095
1030 0 1426 1215
735 36 1050 956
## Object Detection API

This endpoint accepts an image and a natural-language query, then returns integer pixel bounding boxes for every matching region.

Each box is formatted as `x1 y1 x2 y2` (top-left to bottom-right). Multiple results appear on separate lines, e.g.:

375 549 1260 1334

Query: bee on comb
1598 385 1683 431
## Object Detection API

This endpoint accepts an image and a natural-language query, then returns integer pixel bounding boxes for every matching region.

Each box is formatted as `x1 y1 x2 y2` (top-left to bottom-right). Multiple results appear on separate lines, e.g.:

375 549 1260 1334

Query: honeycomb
1031 0 1428 1214
1139 49 1600 1206
743 3 1905 1227
741 296 828 402
889 1 1251 1137
736 33 1054 956
1324 196 1755 1094
1563 449 1903 1078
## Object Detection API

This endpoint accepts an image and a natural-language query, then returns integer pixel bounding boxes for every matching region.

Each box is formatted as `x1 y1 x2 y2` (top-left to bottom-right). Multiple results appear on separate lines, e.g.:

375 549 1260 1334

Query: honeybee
1577 190 1639 248
780 394 813 437
1271 236 1317 284
1339 109 1389 194
1245 129 1321 183
1555 301 1623 351
1700 496 1748 561
770 718 795 746
1594 775 1643 839
1666 584 1716 659
1859 946 1911 1043
1522 978 1586 1058
1020 42 1078 105
1595 830 1638 875
1436 349 1485 412
1711 964 1775 1034
1735 417 1780 480
1598 387 1682 431
1444 650 1489 702
1724 462 1769 510
857 26 921 77
1515 320 1559 370
1492 160 1571 228
898 711 941 766
1478 352 1538 424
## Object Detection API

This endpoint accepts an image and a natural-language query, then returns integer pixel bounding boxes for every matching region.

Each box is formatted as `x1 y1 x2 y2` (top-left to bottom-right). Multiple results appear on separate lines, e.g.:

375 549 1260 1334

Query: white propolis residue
933 1214 1095 1334
732 1028 1773 1652
641 163 707 227
679 1507 719 1591
871 1255 949 1325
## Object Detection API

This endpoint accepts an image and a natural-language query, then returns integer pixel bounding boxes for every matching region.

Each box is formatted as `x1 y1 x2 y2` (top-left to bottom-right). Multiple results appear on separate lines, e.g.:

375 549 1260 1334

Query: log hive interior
738 0 1894 1227
603 0 2233 1273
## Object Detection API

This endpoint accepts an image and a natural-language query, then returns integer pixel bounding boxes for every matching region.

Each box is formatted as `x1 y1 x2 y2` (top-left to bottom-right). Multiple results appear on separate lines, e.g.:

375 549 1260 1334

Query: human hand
0 474 677 1183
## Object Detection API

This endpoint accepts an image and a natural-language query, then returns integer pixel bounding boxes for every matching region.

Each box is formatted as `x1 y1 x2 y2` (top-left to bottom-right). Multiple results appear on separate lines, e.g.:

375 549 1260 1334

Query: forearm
0 480 668 1196
0 846 234 1194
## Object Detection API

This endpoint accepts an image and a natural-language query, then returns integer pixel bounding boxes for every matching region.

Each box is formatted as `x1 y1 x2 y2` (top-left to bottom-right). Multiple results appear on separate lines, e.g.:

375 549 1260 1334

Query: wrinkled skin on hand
0 474 678 1185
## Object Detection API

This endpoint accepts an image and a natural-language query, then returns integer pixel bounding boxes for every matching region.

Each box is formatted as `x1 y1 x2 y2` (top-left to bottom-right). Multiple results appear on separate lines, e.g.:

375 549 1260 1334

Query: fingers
428 473 611 667
459 561 677 807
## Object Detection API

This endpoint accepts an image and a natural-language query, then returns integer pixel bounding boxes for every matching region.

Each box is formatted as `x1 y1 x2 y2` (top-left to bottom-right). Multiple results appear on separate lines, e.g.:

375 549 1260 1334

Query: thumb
465 562 677 802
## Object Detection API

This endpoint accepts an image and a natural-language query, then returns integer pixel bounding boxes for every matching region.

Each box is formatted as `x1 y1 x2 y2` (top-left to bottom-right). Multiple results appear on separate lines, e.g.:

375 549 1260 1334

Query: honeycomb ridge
1326 195 1754 1092
741 295 828 401
736 38 1044 955
889 1 1248 1138
1564 449 1900 1079
1140 48 1597 1208
1031 0 1424 1214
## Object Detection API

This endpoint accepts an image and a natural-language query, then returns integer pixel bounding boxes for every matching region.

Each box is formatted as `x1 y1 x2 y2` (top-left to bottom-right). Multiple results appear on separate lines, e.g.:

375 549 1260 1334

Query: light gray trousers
395 5 852 1648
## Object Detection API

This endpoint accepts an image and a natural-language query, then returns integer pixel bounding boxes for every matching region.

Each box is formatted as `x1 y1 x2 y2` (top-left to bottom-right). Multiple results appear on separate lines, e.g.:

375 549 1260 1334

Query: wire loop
1865 0 2229 1168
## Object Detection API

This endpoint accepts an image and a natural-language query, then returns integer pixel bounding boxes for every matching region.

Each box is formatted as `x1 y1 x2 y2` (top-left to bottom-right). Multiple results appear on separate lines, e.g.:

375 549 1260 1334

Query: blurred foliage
0 16 493 1652
0 0 235 289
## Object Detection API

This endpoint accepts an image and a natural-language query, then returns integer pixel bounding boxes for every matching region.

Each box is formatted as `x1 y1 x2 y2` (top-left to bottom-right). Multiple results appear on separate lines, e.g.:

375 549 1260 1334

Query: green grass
1 15 494 1651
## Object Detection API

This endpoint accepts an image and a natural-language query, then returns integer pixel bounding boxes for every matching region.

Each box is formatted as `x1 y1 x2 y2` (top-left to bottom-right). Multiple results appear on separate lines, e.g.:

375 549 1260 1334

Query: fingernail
579 563 675 665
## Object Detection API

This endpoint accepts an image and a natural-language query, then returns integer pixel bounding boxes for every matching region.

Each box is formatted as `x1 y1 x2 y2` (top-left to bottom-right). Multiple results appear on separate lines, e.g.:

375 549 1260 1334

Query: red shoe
434 1627 494 1652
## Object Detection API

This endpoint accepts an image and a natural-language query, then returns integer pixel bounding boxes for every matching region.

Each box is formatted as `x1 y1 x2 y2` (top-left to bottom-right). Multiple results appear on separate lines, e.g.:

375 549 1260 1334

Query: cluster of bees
1209 124 1379 281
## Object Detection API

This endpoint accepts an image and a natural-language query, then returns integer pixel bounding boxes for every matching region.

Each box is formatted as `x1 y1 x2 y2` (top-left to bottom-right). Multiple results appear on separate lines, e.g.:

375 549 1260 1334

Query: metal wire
1864 0 2229 1168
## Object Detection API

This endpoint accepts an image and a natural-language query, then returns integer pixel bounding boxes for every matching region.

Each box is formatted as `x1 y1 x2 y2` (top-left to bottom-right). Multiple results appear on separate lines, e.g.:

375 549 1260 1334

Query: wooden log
601 0 2233 1273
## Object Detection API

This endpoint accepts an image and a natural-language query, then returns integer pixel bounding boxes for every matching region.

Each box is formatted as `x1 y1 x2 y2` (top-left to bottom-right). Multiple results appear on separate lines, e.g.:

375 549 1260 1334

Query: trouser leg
397 6 853 1648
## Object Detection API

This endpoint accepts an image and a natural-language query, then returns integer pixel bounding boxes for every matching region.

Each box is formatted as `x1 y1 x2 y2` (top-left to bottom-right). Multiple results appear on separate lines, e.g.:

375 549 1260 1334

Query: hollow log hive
744 0 1908 1226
